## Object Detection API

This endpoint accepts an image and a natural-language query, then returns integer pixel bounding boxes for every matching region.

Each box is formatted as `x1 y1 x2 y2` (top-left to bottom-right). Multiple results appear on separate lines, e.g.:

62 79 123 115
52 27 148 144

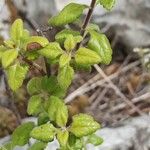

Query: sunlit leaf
49 3 87 26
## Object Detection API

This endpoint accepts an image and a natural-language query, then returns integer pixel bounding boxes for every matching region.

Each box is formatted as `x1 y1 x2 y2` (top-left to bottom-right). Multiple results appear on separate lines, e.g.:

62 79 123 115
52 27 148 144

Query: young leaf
64 35 76 51
27 77 42 95
49 3 87 26
10 19 23 44
98 0 116 10
48 96 68 127
69 114 100 137
38 112 49 126
12 122 35 146
28 141 47 150
88 30 112 64
73 36 83 43
2 49 18 68
26 36 49 48
87 134 103 146
30 123 56 142
75 47 101 65
55 102 68 127
87 23 100 32
7 64 28 91
38 42 63 59
57 65 74 89
59 53 71 68
48 96 62 121
27 95 43 115
55 29 80 44
57 130 69 147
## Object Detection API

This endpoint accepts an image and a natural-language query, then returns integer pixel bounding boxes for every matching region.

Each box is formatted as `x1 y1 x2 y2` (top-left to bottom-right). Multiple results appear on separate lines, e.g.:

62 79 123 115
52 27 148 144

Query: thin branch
77 0 97 48
65 61 140 103
94 64 144 115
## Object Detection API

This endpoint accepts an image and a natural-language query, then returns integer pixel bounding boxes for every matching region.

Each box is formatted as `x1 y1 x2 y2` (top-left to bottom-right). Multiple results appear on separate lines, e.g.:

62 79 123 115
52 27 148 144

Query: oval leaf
30 123 56 142
88 30 112 64
57 65 74 89
87 134 103 146
7 64 28 91
48 96 68 127
10 19 23 44
12 122 34 146
27 77 42 95
75 47 101 65
26 36 49 49
2 49 18 68
59 53 71 68
57 130 69 147
27 95 42 115
64 35 76 51
69 114 100 137
49 3 87 26
38 42 63 59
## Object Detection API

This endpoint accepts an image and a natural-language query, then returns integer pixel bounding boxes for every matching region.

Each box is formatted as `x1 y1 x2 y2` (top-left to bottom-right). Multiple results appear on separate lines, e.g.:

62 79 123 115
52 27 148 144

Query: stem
77 0 97 48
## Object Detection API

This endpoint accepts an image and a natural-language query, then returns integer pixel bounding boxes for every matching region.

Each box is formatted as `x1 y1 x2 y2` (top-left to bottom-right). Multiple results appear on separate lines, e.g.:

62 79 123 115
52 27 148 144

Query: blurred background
0 0 150 150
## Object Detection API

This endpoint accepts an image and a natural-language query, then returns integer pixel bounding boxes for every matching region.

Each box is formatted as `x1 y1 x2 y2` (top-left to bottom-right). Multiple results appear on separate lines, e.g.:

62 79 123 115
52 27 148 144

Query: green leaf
87 23 100 32
7 64 28 91
88 30 112 64
4 40 15 48
49 3 87 26
27 76 66 97
98 0 116 10
57 130 69 147
2 49 18 68
12 122 34 146
59 53 71 68
0 45 6 59
27 95 43 115
75 47 101 65
69 114 100 137
10 19 23 44
87 134 103 146
64 35 76 51
73 36 83 43
38 112 49 126
27 77 42 95
57 65 74 89
30 123 56 142
48 96 68 127
38 42 63 59
28 141 47 150
56 102 68 127
41 76 66 97
55 29 80 44
27 36 49 48
68 134 83 150
3 142 14 150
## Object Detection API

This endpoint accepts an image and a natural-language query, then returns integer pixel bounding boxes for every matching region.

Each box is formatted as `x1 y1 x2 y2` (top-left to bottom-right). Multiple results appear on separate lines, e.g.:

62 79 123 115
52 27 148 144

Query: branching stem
77 0 97 48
